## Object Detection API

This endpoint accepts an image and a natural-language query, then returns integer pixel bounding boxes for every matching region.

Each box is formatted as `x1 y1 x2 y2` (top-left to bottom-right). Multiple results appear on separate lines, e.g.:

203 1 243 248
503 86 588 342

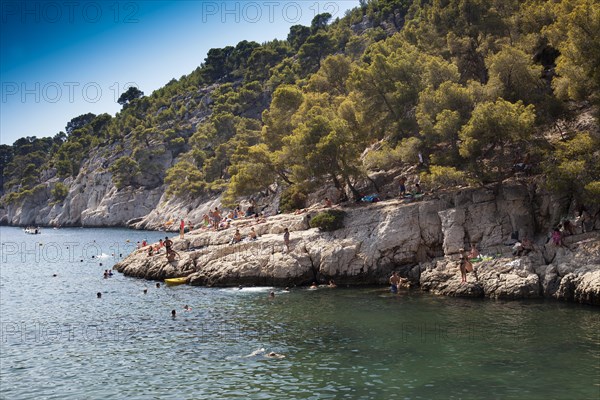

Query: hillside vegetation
1 0 599 212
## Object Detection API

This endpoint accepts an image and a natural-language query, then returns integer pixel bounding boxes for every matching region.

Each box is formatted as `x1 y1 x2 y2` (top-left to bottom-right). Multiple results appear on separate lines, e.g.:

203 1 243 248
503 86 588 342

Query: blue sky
0 0 360 145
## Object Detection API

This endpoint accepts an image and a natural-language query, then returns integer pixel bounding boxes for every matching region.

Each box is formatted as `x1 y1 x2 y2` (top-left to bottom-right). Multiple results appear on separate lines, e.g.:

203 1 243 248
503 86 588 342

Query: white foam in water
244 348 266 357
97 253 111 259
221 287 274 293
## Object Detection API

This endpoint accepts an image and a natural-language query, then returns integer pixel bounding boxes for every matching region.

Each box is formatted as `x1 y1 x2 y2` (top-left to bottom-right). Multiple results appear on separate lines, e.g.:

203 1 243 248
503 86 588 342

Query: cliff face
113 182 600 305
1 141 171 227
0 84 218 228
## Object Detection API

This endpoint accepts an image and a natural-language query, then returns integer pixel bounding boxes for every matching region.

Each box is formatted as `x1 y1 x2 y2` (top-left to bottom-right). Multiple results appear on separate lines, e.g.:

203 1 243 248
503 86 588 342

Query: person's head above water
171 309 176 317
97 292 102 298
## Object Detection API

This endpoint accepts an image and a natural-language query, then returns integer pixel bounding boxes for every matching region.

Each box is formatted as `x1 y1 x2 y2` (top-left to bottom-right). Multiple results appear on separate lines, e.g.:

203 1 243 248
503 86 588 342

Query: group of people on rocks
549 208 593 247
144 236 178 261
200 203 269 232
398 176 423 198
230 227 259 244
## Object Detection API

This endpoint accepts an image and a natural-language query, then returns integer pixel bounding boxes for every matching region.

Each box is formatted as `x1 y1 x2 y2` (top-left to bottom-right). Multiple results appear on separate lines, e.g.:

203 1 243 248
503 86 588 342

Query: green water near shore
1 227 598 399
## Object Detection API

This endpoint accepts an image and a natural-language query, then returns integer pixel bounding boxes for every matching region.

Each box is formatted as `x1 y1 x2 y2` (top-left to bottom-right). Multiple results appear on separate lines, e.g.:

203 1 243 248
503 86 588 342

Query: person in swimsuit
389 271 401 293
283 228 290 252
459 248 477 283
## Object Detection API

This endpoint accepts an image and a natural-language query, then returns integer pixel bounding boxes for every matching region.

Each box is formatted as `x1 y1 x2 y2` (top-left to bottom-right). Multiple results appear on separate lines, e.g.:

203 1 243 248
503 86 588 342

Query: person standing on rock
164 236 173 254
398 176 407 198
283 228 290 252
179 219 185 239
390 271 401 293
459 248 475 283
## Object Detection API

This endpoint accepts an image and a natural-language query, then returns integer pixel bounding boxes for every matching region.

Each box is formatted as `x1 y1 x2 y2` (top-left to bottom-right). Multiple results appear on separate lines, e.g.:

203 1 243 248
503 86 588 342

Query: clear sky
0 0 360 145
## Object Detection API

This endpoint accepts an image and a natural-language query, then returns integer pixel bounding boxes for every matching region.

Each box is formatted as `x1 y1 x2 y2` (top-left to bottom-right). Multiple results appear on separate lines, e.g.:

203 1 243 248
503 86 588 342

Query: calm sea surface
0 227 598 400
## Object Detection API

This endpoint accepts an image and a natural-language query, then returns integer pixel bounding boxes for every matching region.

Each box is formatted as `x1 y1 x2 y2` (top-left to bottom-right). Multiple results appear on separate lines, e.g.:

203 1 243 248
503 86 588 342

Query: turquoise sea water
0 227 598 400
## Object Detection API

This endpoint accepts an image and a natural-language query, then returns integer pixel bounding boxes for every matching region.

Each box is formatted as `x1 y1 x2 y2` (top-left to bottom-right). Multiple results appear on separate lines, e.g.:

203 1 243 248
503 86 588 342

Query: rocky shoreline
113 183 600 306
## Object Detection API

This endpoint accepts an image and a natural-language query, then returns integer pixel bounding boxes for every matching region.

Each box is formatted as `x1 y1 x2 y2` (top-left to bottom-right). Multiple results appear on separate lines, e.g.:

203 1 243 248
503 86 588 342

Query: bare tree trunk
330 173 348 203
342 173 362 202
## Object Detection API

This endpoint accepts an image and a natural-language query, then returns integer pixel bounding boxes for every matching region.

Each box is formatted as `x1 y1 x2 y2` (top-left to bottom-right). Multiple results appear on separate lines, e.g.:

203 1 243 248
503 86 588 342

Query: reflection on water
1 227 598 399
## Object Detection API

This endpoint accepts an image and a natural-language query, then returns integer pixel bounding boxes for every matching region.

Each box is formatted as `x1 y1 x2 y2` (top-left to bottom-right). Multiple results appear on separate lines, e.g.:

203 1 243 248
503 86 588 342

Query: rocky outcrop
113 183 600 306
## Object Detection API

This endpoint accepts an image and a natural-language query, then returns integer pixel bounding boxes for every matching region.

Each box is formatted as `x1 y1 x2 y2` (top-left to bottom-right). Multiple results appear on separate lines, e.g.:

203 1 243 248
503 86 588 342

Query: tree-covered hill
1 0 599 218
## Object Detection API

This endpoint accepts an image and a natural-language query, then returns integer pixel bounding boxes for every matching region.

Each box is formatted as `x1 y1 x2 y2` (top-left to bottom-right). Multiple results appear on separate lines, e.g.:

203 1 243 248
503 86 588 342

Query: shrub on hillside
280 185 307 213
420 166 470 190
51 182 69 202
310 209 346 231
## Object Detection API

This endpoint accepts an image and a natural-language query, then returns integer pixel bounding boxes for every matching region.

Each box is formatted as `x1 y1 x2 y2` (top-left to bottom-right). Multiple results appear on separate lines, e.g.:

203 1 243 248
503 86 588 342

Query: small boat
24 227 41 234
164 277 188 286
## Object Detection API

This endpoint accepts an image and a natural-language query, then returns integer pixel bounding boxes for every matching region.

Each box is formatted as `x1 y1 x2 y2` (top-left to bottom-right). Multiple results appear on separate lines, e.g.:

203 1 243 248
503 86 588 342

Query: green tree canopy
117 86 144 107
66 113 96 135
459 99 536 180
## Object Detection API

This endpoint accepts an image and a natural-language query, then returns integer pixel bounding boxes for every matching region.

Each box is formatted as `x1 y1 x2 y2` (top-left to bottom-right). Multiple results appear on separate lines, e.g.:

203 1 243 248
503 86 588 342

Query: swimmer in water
171 309 176 318
265 352 285 359
309 282 318 289
97 292 102 298
156 283 161 288
269 291 275 299
244 348 266 357
143 288 148 294
183 304 192 311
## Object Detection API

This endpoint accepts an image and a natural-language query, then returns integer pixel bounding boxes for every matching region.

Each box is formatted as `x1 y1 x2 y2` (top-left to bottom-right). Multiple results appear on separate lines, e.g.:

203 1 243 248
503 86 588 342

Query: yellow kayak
164 277 188 286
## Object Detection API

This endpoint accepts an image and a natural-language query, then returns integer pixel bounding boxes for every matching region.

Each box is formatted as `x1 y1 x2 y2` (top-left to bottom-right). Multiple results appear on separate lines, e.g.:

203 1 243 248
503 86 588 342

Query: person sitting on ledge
248 227 258 241
254 213 267 223
512 241 524 256
324 197 333 207
166 248 180 262
514 237 534 256
231 229 242 244
147 246 154 257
